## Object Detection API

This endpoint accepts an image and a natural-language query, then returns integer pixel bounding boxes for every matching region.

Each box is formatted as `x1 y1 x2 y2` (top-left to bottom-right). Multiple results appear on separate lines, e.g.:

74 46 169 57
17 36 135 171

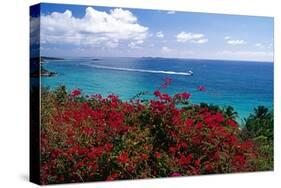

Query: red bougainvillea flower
117 152 129 164
181 92 191 100
168 146 177 154
197 85 206 92
185 119 194 128
173 92 191 101
160 93 172 102
194 159 201 167
196 122 203 129
155 152 161 159
71 89 81 96
170 172 182 177
104 143 113 152
153 90 161 97
205 163 213 172
226 119 238 128
233 155 246 166
141 153 149 160
40 82 260 184
107 173 120 181
82 127 94 136
179 153 193 166
51 148 62 159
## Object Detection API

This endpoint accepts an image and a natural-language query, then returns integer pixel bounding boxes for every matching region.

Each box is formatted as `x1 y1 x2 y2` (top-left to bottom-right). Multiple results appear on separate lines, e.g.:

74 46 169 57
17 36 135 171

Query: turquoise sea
41 57 273 120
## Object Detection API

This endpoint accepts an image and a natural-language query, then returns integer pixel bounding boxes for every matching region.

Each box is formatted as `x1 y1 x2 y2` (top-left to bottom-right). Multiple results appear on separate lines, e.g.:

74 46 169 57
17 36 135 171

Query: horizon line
39 55 274 63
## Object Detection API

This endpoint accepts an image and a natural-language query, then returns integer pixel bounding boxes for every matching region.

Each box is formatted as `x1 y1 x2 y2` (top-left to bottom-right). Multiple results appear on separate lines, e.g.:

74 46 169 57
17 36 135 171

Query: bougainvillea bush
40 82 271 184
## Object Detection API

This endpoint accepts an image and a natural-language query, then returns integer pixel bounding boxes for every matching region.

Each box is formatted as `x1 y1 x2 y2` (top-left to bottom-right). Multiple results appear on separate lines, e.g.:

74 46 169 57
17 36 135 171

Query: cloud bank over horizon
41 7 148 49
38 5 274 62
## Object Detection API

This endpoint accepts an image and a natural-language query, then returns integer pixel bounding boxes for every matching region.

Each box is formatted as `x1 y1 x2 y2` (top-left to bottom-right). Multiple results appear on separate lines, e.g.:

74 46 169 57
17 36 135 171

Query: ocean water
42 57 273 120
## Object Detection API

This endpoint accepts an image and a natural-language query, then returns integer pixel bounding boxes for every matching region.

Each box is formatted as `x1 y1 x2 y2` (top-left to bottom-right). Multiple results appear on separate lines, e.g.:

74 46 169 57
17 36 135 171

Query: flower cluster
161 77 172 89
40 85 258 184
198 85 206 92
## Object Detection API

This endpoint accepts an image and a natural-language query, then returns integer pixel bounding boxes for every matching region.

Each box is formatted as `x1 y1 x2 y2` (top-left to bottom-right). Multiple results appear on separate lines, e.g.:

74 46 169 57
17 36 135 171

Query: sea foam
87 64 193 76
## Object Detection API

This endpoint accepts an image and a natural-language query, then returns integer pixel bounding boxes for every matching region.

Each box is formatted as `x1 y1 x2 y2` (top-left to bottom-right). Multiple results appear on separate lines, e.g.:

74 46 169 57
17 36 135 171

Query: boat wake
87 64 193 76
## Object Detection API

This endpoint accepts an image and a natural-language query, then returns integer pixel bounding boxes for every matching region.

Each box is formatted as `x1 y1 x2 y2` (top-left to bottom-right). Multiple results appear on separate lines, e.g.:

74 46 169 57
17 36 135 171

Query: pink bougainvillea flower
161 77 172 89
153 90 161 97
71 89 81 96
197 85 206 92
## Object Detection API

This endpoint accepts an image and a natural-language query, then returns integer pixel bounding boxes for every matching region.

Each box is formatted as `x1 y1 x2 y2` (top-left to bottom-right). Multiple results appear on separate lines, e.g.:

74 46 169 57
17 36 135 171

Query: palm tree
243 106 273 140
252 106 270 119
223 106 238 119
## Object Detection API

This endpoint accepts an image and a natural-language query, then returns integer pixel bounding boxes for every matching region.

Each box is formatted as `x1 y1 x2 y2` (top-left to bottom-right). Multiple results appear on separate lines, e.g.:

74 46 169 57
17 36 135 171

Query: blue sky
36 3 274 62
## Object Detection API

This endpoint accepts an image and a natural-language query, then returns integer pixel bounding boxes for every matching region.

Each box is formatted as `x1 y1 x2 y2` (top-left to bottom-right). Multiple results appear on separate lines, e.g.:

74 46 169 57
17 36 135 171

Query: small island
30 56 62 77
40 56 64 63
30 67 57 77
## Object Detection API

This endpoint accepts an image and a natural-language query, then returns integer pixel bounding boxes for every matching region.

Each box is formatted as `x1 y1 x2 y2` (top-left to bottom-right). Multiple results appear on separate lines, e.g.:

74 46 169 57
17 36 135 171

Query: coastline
41 57 273 121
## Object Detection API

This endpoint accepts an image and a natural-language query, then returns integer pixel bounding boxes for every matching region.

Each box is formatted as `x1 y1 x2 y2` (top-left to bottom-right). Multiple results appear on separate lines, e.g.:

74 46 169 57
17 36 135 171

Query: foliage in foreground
40 84 273 184
241 106 274 170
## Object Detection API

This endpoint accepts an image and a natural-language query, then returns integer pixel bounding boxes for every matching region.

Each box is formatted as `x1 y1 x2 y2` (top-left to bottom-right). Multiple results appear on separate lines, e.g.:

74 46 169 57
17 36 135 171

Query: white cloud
224 37 247 46
217 50 273 61
192 38 208 44
128 40 144 49
40 7 148 48
106 41 119 48
176 32 208 44
255 43 264 48
224 36 231 40
110 8 137 23
161 46 172 53
227 40 247 45
167 10 176 14
156 31 164 38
